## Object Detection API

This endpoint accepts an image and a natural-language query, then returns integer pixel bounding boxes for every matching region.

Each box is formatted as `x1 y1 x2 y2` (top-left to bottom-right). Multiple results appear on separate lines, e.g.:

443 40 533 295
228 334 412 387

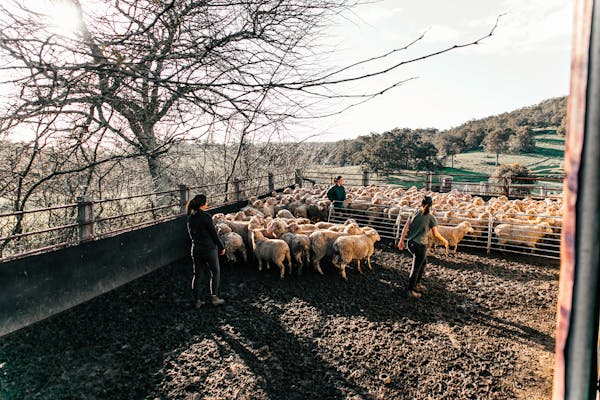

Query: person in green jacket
327 175 346 216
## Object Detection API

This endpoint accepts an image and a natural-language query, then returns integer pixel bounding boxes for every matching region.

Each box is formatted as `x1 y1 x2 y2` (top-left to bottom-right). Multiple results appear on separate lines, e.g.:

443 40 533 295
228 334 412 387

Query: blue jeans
191 245 221 301
407 240 427 291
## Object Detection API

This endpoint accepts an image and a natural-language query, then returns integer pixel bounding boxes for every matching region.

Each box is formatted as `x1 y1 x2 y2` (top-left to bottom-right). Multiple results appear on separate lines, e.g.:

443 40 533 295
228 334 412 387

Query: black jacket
187 210 224 252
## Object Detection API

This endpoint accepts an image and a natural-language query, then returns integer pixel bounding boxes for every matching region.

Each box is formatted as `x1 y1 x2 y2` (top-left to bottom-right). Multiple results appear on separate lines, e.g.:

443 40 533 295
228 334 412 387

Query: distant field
306 130 564 191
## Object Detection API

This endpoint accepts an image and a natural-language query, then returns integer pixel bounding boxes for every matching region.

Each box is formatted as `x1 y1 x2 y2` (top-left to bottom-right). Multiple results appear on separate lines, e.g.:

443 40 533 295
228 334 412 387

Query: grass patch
527 147 564 158
535 137 565 145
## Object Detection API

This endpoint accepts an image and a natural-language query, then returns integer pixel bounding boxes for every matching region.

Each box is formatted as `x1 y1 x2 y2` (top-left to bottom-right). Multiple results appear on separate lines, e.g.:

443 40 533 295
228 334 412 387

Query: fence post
541 185 548 198
425 172 432 191
268 172 275 192
295 169 302 188
233 179 243 202
487 213 493 254
362 170 370 186
77 196 94 241
179 184 190 214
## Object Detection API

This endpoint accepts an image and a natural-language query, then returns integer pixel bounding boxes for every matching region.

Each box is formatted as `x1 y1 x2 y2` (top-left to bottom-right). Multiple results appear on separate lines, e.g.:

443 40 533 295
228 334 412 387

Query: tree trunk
451 154 454 169
496 152 499 166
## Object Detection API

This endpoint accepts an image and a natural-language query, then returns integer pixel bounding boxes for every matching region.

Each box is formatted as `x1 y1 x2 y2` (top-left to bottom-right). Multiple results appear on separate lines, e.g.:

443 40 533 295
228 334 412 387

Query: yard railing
300 170 564 200
0 171 295 261
328 204 562 260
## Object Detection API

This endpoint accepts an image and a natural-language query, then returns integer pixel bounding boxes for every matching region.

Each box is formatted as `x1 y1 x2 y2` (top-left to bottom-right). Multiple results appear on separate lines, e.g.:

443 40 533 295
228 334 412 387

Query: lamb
331 227 381 281
249 228 291 279
427 221 474 256
494 221 553 252
309 223 363 275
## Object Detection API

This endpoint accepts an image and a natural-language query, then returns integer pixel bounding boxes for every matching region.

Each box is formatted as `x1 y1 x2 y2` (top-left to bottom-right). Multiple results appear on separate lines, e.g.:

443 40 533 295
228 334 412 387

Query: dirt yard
0 246 558 400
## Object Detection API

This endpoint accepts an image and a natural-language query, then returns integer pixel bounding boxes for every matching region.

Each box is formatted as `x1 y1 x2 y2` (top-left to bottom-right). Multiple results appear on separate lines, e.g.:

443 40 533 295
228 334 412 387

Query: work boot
211 295 225 306
408 290 422 299
416 283 427 293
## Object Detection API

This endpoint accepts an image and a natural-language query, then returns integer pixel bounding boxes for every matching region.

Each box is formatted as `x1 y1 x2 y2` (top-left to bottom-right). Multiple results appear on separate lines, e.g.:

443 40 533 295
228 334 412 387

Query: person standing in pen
327 175 347 217
187 194 226 308
398 195 448 299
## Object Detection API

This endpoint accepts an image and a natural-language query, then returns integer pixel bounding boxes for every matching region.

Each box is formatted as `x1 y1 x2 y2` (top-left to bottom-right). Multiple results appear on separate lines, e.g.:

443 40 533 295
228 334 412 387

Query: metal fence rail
0 171 295 262
327 203 562 260
301 170 564 200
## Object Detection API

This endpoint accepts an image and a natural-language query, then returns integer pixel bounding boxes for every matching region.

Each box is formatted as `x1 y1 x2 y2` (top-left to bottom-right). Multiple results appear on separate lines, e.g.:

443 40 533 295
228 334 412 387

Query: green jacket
327 184 346 206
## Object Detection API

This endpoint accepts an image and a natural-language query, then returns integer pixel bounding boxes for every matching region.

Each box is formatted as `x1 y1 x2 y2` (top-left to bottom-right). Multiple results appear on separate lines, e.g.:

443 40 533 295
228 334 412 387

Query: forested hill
308 96 567 169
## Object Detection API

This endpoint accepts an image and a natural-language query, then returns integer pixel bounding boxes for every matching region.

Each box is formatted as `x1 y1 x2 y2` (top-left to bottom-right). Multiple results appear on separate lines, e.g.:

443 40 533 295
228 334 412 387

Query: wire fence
328 204 562 260
0 171 295 262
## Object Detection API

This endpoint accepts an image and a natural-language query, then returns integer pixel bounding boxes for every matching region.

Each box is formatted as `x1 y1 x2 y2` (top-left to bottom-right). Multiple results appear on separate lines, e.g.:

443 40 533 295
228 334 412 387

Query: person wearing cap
187 193 226 308
327 175 346 216
398 195 448 299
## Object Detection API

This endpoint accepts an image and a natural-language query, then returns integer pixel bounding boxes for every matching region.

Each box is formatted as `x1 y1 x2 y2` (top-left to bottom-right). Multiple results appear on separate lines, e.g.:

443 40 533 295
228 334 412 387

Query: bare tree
0 0 500 196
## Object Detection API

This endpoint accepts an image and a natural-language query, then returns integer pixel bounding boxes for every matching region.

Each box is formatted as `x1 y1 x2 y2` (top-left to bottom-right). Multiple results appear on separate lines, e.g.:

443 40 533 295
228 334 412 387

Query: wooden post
362 170 370 187
77 196 94 241
233 179 242 202
295 169 302 188
425 172 432 191
268 172 275 192
178 184 190 214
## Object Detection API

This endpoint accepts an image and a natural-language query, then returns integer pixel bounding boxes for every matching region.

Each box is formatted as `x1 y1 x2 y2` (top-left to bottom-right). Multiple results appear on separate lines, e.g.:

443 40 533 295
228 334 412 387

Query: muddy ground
0 246 558 400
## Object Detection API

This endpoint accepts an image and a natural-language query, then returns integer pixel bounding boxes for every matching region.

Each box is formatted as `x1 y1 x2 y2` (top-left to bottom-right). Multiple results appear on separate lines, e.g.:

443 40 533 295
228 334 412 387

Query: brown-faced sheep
331 227 381 281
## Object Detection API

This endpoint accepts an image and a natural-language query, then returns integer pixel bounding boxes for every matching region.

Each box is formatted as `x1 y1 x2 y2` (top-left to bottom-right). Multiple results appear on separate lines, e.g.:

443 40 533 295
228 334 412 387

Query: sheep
309 223 363 275
279 231 311 275
276 209 294 219
220 232 247 264
249 228 291 279
494 221 553 252
427 221 474 256
331 227 381 281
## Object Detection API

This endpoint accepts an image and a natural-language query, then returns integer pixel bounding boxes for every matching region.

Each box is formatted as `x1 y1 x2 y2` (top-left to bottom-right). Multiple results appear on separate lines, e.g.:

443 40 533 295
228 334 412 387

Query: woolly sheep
309 223 363 275
331 227 381 281
249 229 291 279
427 221 474 256
494 221 553 252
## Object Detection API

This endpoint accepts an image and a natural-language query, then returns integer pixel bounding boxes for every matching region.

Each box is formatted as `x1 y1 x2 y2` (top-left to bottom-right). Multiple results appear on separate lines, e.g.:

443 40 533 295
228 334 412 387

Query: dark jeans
191 245 221 301
407 240 427 291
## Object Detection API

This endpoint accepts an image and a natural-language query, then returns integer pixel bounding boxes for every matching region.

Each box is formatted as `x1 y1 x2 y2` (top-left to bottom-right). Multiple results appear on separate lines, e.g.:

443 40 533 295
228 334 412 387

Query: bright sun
43 1 82 39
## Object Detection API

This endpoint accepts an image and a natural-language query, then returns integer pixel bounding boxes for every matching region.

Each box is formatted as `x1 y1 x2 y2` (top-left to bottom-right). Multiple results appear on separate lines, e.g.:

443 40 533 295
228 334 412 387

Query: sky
292 0 573 141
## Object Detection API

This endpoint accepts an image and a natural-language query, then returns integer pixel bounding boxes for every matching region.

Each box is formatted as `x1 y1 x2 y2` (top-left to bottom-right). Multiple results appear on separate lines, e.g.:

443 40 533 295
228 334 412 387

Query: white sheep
494 221 553 252
331 227 381 281
309 223 363 275
249 229 291 279
427 221 474 256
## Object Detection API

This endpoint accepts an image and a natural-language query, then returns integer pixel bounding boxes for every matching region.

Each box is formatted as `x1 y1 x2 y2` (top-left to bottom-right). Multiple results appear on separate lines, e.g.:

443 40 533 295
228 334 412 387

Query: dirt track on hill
0 246 558 400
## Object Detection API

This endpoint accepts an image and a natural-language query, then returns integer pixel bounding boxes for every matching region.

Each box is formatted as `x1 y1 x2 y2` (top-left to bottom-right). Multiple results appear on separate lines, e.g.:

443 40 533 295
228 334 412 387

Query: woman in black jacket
187 194 226 308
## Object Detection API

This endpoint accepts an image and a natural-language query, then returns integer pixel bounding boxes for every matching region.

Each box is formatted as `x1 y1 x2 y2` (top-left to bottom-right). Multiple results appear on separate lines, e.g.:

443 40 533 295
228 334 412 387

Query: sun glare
42 1 82 39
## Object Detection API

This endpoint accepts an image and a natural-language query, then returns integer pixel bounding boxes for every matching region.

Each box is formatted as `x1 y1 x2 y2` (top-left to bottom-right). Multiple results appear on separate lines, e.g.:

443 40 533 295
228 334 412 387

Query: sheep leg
340 264 348 281
313 259 324 275
452 245 458 255
356 260 363 274
367 257 373 270
277 261 285 280
257 258 263 272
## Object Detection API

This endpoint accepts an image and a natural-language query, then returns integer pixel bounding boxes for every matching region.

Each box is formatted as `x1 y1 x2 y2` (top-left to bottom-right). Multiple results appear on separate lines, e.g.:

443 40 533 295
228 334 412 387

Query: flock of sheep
210 183 563 280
